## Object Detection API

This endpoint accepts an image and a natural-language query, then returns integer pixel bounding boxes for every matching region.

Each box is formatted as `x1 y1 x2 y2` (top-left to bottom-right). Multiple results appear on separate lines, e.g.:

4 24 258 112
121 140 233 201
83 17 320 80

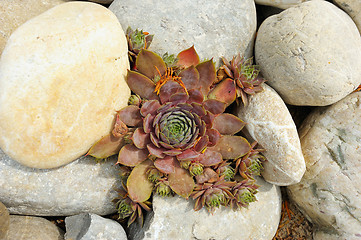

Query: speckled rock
288 92 361 239
3 215 64 240
0 148 121 216
0 0 66 55
129 177 281 240
0 2 130 169
0 202 10 239
255 0 311 9
65 213 127 240
255 0 361 106
236 84 305 186
334 0 361 34
109 0 256 62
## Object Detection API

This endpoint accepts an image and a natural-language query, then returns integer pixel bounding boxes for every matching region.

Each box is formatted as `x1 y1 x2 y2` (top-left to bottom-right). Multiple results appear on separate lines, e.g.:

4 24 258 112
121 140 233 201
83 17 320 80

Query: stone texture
255 0 311 9
255 0 361 106
334 0 361 34
84 0 113 4
0 0 67 55
109 0 256 63
0 2 130 169
288 92 361 239
65 213 127 240
0 148 121 216
129 177 281 240
3 215 64 240
236 84 305 186
0 202 10 239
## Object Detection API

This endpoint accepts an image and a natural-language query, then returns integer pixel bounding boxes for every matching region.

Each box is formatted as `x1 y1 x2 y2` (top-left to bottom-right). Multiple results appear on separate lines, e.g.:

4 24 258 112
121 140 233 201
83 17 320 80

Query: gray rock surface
129 177 281 240
255 0 361 106
0 0 66 54
236 84 305 186
255 0 311 9
65 213 127 240
3 215 64 240
0 202 9 239
0 148 121 216
334 0 361 34
288 92 361 239
109 0 257 63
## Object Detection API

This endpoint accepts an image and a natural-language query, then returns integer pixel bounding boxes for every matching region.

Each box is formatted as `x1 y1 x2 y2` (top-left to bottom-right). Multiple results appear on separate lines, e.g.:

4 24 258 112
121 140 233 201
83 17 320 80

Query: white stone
236 84 305 186
129 177 281 240
288 92 361 238
109 0 257 62
0 2 130 168
255 0 311 9
0 0 66 55
0 148 121 216
334 0 361 34
255 0 361 106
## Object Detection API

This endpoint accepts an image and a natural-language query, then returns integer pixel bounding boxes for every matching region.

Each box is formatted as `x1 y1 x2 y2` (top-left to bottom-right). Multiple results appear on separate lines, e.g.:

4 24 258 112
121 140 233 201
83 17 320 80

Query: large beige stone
236 84 305 186
0 202 9 239
334 0 361 34
0 0 67 55
255 0 361 106
288 92 361 239
0 2 130 169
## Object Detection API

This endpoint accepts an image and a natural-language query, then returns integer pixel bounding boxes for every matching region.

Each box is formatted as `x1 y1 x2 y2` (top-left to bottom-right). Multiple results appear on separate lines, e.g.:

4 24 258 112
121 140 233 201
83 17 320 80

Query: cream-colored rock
255 0 361 106
236 84 305 186
255 0 310 9
0 2 130 168
288 92 361 238
3 215 64 240
334 0 361 34
0 0 67 55
0 202 9 239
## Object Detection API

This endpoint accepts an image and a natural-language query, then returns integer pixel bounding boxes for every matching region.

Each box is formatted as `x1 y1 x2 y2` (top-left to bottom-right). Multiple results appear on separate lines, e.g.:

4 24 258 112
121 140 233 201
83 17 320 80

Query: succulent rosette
87 29 266 225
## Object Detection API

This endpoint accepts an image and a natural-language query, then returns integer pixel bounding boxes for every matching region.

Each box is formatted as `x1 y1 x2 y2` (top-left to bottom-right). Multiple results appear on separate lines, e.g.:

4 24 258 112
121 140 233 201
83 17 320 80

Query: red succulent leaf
117 105 142 127
132 128 151 149
187 89 204 103
207 78 237 105
208 135 251 159
169 92 189 104
202 111 214 128
176 45 200 68
112 114 128 138
206 128 221 147
163 148 183 156
159 81 186 104
168 162 195 199
147 143 166 158
86 133 124 159
126 70 158 100
176 148 201 161
195 167 219 184
213 113 245 135
196 149 222 167
196 60 216 96
117 144 148 166
136 49 166 80
127 160 154 202
154 156 177 174
178 66 200 90
191 103 206 117
143 114 154 133
140 100 161 117
203 99 226 115
194 135 209 152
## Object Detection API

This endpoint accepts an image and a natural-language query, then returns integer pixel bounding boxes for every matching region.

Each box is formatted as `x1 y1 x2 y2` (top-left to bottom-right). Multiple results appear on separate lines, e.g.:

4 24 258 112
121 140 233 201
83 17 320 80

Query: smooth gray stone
65 213 127 240
109 0 257 64
0 148 121 216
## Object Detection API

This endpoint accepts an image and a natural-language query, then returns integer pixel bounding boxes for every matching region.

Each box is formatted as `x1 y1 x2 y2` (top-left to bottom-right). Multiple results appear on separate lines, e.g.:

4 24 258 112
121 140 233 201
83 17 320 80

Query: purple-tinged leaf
202 111 214 128
196 60 216 96
178 66 200 90
140 100 161 117
117 105 142 127
154 156 177 174
132 128 151 149
159 81 186 104
187 89 203 103
208 135 251 159
149 132 160 148
147 143 166 158
207 78 237 105
191 102 206 117
169 162 195 199
126 70 158 100
169 92 189 104
127 160 154 202
86 134 124 159
195 167 219 184
196 149 222 166
163 148 183 156
194 135 209 152
176 148 201 161
117 144 148 166
143 114 154 133
213 113 245 135
136 49 166 80
112 114 128 138
206 129 221 147
203 99 226 115
176 45 200 68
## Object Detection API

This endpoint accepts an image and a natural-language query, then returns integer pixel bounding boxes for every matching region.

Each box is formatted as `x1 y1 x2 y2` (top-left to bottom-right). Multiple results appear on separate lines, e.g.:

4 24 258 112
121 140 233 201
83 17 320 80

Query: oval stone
0 2 130 168
236 84 306 186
